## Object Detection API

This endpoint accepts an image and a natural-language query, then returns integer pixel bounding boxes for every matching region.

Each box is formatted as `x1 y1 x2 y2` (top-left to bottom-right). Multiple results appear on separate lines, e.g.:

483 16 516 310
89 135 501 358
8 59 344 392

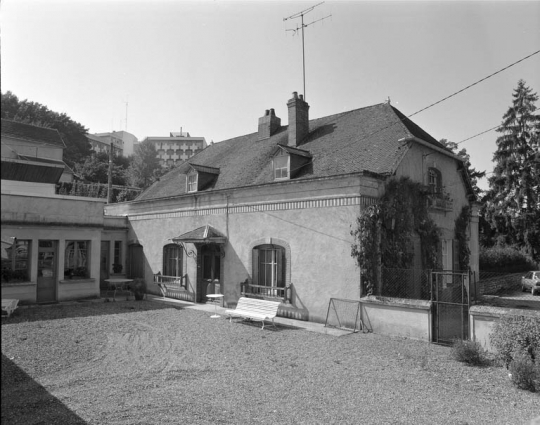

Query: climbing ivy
351 177 441 296
454 206 471 271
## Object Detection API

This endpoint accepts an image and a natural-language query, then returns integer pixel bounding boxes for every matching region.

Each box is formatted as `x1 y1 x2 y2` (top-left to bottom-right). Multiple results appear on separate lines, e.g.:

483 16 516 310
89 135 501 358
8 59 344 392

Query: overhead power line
333 50 540 153
408 49 540 118
457 107 539 145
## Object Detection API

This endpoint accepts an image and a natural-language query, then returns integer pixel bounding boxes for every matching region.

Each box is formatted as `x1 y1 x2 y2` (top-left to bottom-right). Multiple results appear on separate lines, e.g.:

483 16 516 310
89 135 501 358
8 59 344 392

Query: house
1 120 128 304
103 91 479 324
141 131 207 167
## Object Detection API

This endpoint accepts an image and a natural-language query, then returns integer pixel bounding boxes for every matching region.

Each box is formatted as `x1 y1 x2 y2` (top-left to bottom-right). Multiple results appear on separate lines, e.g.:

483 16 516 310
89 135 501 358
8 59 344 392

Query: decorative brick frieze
129 195 378 221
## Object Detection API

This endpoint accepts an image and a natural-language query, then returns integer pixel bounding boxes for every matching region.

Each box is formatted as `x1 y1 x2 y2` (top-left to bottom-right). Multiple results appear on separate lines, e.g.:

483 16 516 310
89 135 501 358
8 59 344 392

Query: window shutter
277 248 284 287
252 248 259 285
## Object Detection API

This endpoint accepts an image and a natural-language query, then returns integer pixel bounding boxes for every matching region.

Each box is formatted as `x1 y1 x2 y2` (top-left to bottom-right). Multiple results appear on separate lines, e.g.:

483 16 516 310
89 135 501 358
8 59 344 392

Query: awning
172 225 227 244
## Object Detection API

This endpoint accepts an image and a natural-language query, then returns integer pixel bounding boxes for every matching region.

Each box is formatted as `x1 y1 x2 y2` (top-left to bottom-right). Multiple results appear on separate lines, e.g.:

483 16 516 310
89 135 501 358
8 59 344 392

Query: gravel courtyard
1 299 539 425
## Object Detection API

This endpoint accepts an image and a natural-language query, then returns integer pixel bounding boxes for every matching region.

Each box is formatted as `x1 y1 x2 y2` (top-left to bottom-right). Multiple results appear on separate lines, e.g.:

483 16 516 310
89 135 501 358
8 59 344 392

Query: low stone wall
359 296 432 342
469 305 540 352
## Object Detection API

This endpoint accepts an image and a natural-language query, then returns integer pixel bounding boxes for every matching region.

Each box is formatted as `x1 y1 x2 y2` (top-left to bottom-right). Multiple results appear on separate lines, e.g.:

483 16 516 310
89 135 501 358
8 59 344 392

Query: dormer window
271 144 312 181
187 173 198 192
274 153 289 180
185 163 220 193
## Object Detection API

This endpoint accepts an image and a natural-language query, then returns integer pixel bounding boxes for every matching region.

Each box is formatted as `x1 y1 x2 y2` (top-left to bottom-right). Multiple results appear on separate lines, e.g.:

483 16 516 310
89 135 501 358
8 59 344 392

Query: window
273 154 289 180
428 168 442 195
114 241 122 266
1 240 30 283
253 245 284 289
65 241 89 278
163 244 182 277
187 173 198 192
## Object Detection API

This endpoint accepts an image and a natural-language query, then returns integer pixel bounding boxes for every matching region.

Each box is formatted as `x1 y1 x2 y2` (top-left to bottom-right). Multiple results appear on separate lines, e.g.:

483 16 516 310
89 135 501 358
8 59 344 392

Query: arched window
163 244 182 277
428 167 442 195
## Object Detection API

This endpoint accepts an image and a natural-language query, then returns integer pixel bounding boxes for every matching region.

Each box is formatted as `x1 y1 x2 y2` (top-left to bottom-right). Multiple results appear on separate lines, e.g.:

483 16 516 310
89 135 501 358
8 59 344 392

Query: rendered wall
107 174 383 322
469 306 540 353
360 296 432 341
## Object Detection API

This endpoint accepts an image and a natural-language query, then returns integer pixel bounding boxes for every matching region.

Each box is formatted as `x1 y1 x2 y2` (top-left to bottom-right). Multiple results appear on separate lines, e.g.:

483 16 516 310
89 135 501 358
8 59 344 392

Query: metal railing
154 274 186 289
241 280 292 304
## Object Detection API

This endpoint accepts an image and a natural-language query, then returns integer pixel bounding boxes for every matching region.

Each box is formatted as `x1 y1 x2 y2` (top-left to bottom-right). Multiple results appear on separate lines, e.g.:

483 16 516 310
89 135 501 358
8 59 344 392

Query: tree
485 80 540 257
439 139 485 198
127 140 161 189
74 151 129 186
1 91 92 168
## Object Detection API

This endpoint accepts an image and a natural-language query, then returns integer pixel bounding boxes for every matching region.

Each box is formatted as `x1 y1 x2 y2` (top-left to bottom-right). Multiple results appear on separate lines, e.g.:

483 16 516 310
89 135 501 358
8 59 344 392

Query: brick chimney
287 92 309 147
258 108 281 140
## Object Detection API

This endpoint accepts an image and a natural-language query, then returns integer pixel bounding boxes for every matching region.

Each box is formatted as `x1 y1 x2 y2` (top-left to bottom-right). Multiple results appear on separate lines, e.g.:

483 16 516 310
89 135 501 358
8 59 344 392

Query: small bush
490 315 540 368
451 339 489 366
509 351 540 392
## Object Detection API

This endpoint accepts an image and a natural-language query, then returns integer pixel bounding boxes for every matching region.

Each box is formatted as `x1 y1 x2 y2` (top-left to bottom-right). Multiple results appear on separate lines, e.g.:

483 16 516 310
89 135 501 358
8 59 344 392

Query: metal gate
431 271 470 344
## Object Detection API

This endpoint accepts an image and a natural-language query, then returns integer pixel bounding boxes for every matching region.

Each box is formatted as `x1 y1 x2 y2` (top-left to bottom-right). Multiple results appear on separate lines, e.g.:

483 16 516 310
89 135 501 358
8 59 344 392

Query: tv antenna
124 95 129 131
284 1 331 101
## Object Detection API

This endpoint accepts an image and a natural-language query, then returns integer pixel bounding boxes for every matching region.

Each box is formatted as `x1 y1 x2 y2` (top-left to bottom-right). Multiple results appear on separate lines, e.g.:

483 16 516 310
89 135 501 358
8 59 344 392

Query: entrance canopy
172 225 227 244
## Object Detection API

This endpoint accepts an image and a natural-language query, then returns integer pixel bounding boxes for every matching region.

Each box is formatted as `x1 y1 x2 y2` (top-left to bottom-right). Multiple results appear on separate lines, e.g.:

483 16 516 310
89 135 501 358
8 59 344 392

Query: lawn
1 300 539 425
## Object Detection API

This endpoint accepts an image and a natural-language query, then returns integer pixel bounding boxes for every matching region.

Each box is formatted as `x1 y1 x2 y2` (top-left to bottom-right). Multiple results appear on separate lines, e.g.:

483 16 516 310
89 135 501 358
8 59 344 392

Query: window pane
1 240 30 283
65 241 89 278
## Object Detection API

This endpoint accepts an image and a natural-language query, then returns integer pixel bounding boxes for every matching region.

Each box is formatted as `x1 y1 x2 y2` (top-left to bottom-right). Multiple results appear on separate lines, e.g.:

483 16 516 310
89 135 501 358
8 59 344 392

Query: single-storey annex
106 92 479 323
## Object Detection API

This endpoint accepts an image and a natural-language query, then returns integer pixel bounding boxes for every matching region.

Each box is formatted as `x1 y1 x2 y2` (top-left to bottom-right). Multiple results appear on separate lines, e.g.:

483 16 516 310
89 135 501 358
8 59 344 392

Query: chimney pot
293 91 298 99
299 94 304 101
258 108 281 139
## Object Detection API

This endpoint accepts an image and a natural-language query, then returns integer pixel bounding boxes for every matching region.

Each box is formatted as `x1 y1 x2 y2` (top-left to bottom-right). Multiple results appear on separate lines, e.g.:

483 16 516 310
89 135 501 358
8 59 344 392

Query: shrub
131 278 147 301
509 351 540 392
451 339 489 366
490 315 540 368
479 245 538 272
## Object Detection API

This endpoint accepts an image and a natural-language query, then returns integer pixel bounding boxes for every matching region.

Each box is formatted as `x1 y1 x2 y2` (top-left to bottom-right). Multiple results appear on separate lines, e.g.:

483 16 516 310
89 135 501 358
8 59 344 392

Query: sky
1 0 539 191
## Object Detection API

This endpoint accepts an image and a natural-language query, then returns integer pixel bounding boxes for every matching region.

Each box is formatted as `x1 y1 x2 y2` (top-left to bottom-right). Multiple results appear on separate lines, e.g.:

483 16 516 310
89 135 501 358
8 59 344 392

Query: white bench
225 297 281 330
1 299 19 318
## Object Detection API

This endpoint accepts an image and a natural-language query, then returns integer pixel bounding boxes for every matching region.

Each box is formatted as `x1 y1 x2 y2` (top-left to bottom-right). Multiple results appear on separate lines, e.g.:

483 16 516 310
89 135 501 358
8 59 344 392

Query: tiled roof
137 103 448 201
1 119 66 148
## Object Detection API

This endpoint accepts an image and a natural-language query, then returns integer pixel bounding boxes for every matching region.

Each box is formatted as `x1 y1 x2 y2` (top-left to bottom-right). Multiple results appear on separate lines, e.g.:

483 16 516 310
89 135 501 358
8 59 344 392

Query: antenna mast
284 1 331 101
124 97 128 131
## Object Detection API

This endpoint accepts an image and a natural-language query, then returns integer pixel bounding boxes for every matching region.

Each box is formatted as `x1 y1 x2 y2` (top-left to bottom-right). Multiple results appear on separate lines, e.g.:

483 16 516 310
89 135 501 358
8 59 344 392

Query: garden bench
1 299 19 318
225 297 281 330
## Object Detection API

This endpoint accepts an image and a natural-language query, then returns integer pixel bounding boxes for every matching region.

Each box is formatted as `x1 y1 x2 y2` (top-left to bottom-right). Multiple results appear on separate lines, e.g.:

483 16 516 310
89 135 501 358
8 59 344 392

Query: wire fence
473 270 524 295
377 268 432 301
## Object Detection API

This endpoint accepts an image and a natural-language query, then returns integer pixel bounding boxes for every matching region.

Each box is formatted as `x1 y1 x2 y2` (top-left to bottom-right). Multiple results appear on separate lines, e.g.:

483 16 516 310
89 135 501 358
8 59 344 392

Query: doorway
100 241 110 289
37 240 57 303
197 244 221 303
128 244 144 279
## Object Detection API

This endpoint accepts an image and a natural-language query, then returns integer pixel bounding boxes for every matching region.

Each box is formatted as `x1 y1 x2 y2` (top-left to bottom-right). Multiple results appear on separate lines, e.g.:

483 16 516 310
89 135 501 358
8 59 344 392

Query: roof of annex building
1 119 66 148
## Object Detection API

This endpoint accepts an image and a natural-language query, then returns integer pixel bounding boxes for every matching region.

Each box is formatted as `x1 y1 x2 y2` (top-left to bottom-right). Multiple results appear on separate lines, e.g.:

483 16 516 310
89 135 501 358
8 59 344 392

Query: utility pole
284 2 331 101
107 142 114 204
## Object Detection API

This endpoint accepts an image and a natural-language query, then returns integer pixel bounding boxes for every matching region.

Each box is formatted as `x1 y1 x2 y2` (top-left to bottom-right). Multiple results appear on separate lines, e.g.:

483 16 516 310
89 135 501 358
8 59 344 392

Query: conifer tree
486 80 540 257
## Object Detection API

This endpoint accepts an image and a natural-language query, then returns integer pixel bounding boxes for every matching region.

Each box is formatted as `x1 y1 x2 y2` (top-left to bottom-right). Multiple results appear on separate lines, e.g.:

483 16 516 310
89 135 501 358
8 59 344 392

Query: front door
198 244 221 303
37 240 57 303
128 244 144 279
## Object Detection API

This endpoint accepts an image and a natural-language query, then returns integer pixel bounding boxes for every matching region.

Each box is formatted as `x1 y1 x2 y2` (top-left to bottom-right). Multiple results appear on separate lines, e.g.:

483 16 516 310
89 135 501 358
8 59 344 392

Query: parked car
521 271 540 295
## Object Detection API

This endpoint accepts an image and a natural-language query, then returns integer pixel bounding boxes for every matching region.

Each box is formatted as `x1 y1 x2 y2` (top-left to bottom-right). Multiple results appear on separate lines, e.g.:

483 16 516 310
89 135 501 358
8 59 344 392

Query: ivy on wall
351 177 441 296
454 206 471 271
